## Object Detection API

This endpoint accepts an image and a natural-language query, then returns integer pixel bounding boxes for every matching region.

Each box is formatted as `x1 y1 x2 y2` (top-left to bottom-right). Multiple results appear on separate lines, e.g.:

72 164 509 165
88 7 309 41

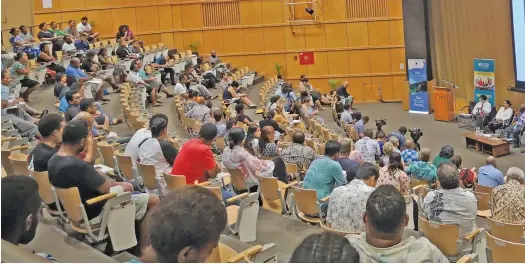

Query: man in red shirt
172 123 219 184
172 123 237 203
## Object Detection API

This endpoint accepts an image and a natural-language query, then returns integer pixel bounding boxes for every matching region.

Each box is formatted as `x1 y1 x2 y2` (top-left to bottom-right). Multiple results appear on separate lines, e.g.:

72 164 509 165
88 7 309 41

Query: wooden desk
463 132 510 157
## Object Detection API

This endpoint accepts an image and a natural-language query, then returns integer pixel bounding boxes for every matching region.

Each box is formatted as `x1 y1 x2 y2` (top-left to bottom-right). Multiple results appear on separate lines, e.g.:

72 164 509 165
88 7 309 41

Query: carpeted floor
23 76 522 262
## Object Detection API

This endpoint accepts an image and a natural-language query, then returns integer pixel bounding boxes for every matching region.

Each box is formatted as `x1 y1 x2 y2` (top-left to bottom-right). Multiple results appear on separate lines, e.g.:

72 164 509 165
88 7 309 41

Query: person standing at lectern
473 95 492 129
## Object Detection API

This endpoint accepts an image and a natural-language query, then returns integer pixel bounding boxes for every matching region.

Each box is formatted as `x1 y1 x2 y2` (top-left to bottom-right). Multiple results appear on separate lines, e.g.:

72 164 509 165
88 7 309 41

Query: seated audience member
9 27 38 57
49 21 66 37
29 114 65 172
1 176 56 261
490 167 525 224
130 41 142 54
76 17 99 41
115 25 136 42
185 97 211 123
152 55 176 86
337 139 360 182
48 120 158 250
275 103 303 130
504 104 525 148
97 48 127 82
449 155 477 190
281 131 316 170
138 114 179 195
355 129 380 163
388 135 401 153
477 156 504 187
349 142 364 164
303 140 347 202
223 81 256 108
61 35 77 53
81 51 121 93
66 57 91 83
219 74 231 90
267 95 280 112
80 98 122 132
183 90 198 113
209 50 221 65
209 108 227 137
340 103 354 125
173 74 189 98
63 20 79 38
299 77 331 108
54 73 69 100
406 148 437 183
36 22 63 52
336 81 354 109
127 60 160 107
376 152 410 195
37 43 65 73
422 162 477 238
147 186 227 263
348 185 448 262
432 145 454 168
259 110 285 139
19 25 35 42
10 51 40 102
64 91 81 121
71 112 103 160
472 94 492 129
243 124 260 156
488 100 513 133
400 139 419 164
327 162 378 233
58 82 84 112
387 126 408 149
354 116 368 137
74 35 90 51
290 233 360 263
300 95 322 122
223 127 274 189
235 103 254 125
1 70 41 139
380 142 394 167
376 131 386 155
141 64 173 98
259 126 279 158
116 39 139 59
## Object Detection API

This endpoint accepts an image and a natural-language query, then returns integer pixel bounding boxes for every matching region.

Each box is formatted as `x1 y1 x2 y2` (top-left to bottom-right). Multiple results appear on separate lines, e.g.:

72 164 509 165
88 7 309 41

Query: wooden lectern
433 87 454 121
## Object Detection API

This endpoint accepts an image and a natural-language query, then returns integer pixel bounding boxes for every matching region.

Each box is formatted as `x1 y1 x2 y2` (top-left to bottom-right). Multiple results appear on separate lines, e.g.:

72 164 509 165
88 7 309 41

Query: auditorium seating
485 231 525 263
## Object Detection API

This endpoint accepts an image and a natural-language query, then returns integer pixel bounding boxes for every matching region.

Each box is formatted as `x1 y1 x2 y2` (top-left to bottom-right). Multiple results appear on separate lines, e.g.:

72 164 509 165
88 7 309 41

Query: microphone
442 79 459 89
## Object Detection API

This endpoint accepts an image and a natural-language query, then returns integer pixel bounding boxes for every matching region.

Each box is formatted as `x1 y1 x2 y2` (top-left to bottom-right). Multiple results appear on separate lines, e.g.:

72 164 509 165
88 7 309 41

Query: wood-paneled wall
33 0 407 100
430 0 525 109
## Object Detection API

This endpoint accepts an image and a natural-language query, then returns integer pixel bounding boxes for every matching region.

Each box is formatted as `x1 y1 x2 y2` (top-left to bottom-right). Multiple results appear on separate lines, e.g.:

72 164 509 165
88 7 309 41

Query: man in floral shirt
327 162 377 232
281 131 316 169
401 139 419 164
354 129 380 163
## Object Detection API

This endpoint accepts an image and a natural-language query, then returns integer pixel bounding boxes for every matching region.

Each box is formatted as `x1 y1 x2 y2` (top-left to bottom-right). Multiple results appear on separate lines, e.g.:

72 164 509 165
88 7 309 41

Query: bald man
477 156 504 187
209 50 221 65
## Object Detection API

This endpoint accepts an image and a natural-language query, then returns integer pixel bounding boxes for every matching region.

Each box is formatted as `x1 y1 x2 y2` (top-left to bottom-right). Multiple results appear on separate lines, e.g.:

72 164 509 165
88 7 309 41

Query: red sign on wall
299 52 314 65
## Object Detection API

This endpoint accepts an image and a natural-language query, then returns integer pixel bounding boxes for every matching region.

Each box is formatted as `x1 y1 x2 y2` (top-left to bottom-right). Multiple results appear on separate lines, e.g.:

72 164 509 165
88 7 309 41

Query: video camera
409 128 423 150
375 119 387 138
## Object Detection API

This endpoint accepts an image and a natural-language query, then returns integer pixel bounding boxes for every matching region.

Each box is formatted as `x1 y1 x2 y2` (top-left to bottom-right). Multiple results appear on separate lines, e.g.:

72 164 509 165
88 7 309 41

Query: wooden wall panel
89 0 111 7
325 24 348 48
368 21 391 46
347 0 388 19
221 29 244 54
242 28 265 53
61 12 87 24
370 49 392 73
173 32 184 50
346 22 369 47
304 25 326 50
140 34 161 45
284 26 306 50
201 30 225 54
327 51 350 75
180 4 203 29
222 56 246 69
136 7 160 32
392 75 406 101
59 0 86 10
387 0 403 17
389 20 404 46
261 0 284 24
160 33 175 49
350 77 372 101
263 27 285 52
373 76 393 101
34 14 62 25
390 48 406 72
244 55 266 73
349 50 371 74
110 0 131 6
285 53 307 78
324 0 347 21
158 6 173 31
86 10 113 36
264 54 287 76
111 8 137 32
240 0 262 25
182 31 203 51
171 5 183 29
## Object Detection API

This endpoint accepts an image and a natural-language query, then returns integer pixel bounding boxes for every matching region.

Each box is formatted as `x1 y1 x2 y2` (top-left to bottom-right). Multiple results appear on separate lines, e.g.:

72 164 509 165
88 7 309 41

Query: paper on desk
94 164 115 174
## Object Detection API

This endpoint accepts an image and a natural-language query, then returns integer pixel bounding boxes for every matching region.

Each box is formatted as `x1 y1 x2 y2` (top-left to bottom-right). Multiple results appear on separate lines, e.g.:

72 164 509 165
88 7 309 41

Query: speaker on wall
402 0 433 80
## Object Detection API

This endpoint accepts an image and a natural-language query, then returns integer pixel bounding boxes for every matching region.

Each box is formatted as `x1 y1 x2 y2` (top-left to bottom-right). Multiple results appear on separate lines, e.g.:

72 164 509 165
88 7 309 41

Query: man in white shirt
61 35 76 53
76 17 99 41
488 99 514 133
473 95 492 129
209 50 221 65
173 74 189 98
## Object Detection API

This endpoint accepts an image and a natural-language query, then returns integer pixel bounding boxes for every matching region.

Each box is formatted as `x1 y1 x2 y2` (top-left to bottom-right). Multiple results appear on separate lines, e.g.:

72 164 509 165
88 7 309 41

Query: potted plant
188 42 200 56
328 79 340 91
275 63 283 80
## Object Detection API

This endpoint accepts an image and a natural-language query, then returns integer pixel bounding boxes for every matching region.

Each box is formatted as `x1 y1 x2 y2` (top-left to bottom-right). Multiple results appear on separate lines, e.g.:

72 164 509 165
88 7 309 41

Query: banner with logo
408 59 429 114
473 58 495 105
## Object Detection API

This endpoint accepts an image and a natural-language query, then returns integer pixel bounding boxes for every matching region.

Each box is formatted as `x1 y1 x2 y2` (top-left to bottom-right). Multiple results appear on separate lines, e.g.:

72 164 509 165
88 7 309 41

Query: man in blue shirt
303 140 347 213
274 84 297 112
74 35 90 51
66 58 90 81
388 126 408 149
477 156 504 188
354 116 368 137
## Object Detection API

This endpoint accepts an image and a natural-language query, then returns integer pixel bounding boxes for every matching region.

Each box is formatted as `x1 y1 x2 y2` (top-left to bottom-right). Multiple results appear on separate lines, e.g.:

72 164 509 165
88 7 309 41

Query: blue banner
474 89 496 106
408 59 429 114
473 58 495 106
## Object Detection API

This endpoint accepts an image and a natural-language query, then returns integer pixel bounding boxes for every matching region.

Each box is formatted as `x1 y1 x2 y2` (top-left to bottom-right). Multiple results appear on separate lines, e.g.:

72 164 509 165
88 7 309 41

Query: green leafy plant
328 79 340 91
188 41 200 53
275 64 283 75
